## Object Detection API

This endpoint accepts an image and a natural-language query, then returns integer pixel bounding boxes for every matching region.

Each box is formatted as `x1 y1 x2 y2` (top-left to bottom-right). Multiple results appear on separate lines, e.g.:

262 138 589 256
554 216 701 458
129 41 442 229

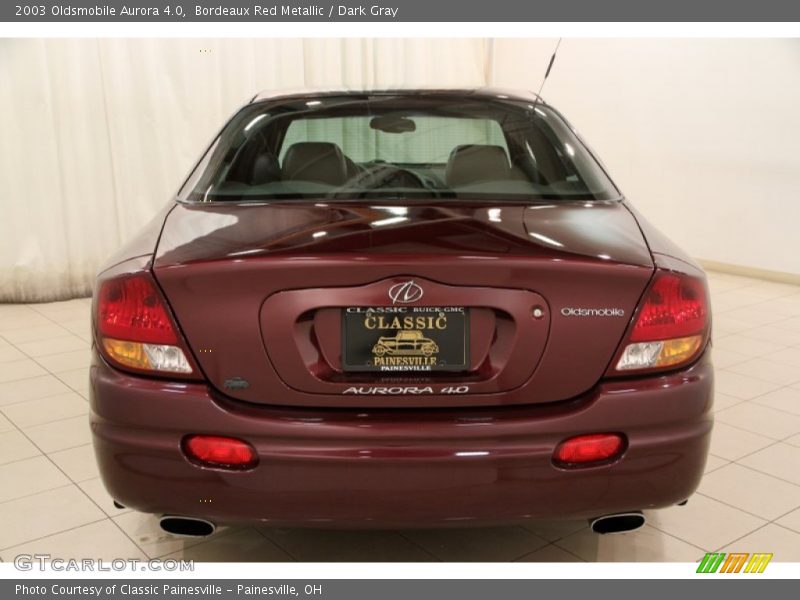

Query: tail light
611 271 709 374
553 433 626 467
183 435 258 469
96 273 200 379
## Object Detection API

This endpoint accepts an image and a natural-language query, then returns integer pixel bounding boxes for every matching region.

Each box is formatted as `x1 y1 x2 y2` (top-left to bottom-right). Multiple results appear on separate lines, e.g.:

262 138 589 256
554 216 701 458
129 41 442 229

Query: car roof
250 87 543 105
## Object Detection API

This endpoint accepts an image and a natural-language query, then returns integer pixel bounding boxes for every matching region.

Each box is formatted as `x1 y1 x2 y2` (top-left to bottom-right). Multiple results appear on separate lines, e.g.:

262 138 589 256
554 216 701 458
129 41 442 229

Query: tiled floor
1 270 800 562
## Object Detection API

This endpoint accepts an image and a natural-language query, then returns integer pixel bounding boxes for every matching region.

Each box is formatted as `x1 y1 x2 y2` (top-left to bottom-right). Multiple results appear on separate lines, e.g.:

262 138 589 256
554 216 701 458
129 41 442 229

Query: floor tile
738 443 800 486
698 463 800 520
1 324 73 345
714 370 782 400
261 528 436 562
24 415 91 454
0 413 13 433
775 507 800 534
0 375 72 407
2 519 146 561
555 524 704 562
709 348 751 369
739 325 800 347
714 335 787 358
55 367 90 397
0 430 41 465
0 485 104 550
761 347 800 369
162 528 292 562
726 358 800 386
59 319 92 342
703 454 730 474
48 444 99 483
647 495 765 551
1 392 88 428
715 403 800 440
0 359 47 384
723 307 787 328
520 519 587 542
784 433 800 448
0 343 26 364
0 455 71 503
77 478 131 517
35 350 91 374
399 526 548 561
752 387 800 417
29 300 90 322
712 392 743 413
708 423 774 461
515 544 583 562
0 311 53 333
780 316 800 332
719 523 800 562
16 335 88 359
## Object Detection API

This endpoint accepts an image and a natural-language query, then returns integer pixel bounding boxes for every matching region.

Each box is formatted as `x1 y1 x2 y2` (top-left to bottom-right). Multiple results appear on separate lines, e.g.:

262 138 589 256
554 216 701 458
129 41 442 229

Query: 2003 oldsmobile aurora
91 89 713 536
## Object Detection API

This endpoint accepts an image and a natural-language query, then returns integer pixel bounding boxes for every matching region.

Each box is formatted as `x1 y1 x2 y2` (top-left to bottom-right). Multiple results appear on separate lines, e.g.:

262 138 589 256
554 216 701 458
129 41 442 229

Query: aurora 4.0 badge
342 306 469 372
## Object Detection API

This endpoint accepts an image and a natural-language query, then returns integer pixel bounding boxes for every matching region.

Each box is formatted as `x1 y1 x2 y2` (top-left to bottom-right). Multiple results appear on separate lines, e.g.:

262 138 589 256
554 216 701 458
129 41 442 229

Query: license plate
342 307 469 372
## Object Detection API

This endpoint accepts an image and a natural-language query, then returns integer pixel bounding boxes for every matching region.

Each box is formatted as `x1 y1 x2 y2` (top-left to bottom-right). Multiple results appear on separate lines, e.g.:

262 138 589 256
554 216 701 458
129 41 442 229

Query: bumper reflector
553 433 625 467
183 435 258 469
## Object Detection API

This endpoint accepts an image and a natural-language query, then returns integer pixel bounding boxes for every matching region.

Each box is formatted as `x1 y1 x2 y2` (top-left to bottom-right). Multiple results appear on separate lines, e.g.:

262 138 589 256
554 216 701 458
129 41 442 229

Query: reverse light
613 272 709 373
183 435 258 469
96 274 196 377
553 433 626 467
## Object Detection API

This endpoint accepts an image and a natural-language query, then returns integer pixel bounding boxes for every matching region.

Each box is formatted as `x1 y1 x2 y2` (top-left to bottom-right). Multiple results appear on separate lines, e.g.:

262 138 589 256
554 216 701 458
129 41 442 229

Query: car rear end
90 90 713 530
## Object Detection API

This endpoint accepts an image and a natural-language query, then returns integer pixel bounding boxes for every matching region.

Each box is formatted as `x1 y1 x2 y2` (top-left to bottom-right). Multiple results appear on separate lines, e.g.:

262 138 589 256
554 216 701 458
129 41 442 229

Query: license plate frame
342 306 469 373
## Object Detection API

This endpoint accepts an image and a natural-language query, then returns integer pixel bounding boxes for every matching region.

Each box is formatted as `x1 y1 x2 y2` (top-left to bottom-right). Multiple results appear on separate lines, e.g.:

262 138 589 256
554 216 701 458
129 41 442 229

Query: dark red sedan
90 89 712 536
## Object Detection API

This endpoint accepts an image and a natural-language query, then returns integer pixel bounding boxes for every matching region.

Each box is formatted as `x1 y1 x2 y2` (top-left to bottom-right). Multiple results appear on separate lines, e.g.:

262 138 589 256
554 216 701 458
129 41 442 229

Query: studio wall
0 38 487 301
491 38 800 277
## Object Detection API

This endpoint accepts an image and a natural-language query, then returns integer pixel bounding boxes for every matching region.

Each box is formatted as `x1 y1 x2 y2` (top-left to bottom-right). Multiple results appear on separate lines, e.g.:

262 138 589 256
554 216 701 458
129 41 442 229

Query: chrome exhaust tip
158 516 216 538
589 511 645 535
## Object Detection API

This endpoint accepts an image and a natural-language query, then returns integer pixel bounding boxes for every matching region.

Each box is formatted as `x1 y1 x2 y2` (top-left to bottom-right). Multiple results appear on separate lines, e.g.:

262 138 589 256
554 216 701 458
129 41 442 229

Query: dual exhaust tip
589 511 645 534
157 511 645 538
159 516 216 538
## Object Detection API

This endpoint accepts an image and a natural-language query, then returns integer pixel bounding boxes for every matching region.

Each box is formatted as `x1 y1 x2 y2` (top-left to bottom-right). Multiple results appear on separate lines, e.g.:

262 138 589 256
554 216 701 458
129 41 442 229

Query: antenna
535 38 562 103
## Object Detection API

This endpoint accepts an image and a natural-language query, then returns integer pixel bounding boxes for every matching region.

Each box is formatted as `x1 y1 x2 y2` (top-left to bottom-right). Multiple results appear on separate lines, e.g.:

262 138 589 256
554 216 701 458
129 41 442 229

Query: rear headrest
282 142 348 186
445 144 511 187
250 152 280 185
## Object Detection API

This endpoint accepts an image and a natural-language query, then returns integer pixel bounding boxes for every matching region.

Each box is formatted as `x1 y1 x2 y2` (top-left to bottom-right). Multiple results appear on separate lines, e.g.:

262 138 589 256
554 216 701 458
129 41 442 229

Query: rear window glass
278 116 509 164
181 94 619 203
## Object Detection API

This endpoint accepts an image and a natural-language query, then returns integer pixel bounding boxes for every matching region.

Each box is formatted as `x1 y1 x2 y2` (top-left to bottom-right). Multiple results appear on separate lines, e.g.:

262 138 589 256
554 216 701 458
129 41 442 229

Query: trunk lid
153 200 653 408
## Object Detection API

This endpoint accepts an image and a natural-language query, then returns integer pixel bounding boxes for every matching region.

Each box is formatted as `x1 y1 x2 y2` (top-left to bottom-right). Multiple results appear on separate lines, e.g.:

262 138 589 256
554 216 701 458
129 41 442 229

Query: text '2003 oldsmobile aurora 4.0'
91 89 712 536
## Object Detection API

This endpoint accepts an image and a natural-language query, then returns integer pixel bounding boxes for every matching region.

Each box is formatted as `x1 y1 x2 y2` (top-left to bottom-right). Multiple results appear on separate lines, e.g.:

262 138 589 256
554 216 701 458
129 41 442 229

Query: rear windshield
181 94 619 202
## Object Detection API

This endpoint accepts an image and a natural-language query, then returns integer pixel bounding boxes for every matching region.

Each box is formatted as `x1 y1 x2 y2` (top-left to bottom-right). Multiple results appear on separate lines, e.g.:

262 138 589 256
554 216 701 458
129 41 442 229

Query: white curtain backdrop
0 38 489 301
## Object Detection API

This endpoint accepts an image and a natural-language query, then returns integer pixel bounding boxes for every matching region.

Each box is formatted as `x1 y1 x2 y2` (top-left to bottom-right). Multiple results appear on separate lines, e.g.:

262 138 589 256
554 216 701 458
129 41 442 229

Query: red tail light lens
612 271 709 374
98 275 177 344
553 433 625 467
183 435 258 469
96 273 198 378
629 273 707 342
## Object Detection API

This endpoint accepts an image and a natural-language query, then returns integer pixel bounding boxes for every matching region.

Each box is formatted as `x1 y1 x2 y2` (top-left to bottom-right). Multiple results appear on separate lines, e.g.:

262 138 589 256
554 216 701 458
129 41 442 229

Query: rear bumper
90 351 713 528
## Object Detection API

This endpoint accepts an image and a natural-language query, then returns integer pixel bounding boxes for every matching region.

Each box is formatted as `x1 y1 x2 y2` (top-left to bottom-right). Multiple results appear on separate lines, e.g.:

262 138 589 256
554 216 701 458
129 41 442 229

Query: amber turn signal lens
102 338 192 373
615 335 702 371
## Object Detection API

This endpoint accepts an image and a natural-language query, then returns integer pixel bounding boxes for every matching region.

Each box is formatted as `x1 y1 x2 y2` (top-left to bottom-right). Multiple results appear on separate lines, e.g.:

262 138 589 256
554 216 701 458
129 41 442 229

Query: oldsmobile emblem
388 280 424 304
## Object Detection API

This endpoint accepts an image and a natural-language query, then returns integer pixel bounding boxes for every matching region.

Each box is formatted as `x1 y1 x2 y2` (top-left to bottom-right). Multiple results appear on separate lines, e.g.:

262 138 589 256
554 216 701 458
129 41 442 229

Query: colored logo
388 280 424 304
697 552 773 573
